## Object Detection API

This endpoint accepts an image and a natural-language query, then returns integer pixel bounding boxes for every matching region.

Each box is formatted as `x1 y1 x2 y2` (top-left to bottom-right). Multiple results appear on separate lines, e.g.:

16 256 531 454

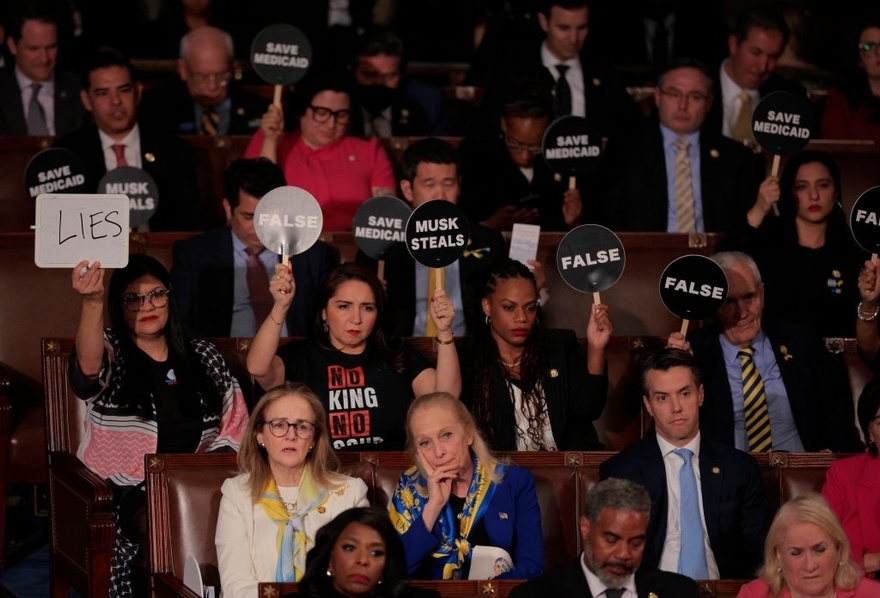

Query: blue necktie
673 448 708 579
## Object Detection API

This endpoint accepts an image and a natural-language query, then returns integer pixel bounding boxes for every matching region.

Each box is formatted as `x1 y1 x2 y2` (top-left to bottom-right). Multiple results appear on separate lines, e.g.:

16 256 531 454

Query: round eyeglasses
122 289 170 312
262 419 317 439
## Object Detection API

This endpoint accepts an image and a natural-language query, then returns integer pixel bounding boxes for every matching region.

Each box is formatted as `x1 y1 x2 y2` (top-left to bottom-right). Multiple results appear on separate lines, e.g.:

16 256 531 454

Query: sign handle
273 85 283 107
434 267 443 291
769 154 781 217
680 319 689 337
568 176 576 190
873 253 878 263
377 259 385 281
592 291 601 305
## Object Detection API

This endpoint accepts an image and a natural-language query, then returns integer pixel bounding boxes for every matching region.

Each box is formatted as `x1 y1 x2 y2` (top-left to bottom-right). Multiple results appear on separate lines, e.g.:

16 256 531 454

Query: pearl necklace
500 357 522 368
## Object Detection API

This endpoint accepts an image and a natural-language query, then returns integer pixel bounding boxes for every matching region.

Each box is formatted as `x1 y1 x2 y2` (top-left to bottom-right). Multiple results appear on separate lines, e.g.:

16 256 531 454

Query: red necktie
246 248 274 328
111 143 128 167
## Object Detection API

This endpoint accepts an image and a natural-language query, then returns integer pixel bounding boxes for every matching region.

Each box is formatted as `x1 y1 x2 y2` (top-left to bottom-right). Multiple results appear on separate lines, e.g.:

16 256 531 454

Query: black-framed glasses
858 41 880 54
121 289 170 312
262 418 317 439
659 87 709 103
308 104 351 124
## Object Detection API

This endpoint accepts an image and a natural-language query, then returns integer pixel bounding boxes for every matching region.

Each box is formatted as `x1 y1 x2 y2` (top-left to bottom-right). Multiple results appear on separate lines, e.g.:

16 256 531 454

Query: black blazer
509 558 699 598
52 122 203 231
688 320 861 452
600 433 770 579
170 226 334 337
599 121 762 232
0 67 86 135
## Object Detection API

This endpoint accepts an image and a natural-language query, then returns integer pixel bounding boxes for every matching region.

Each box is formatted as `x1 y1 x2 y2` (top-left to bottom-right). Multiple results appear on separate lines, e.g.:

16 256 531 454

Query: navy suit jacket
53 122 203 231
509 559 699 598
600 121 762 232
170 226 334 337
600 434 770 579
689 321 861 452
0 67 86 135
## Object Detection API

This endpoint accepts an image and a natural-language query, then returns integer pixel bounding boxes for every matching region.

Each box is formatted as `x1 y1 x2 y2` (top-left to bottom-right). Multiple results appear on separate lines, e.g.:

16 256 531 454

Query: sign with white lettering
751 91 814 155
556 224 625 293
98 166 158 229
849 186 880 255
405 200 470 267
253 185 323 257
659 254 728 320
34 193 129 268
250 24 313 85
351 195 412 260
24 147 88 200
541 115 602 177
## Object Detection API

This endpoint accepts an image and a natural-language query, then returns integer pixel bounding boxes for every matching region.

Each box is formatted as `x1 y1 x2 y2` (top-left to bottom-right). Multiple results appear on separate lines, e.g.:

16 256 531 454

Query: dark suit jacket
356 223 505 336
349 87 431 138
600 434 770 579
600 121 762 232
0 68 86 135
53 122 203 231
139 80 268 136
689 321 861 452
509 558 699 598
170 226 334 337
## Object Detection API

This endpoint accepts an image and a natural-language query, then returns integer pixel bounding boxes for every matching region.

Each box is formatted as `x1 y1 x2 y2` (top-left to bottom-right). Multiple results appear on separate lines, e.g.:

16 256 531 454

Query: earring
259 442 265 448
485 315 491 326
322 319 329 333
326 568 332 577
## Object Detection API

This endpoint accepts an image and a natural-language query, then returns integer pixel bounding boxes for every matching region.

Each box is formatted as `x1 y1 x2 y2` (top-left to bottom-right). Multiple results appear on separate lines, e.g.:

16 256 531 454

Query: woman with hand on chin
390 392 544 580
247 262 461 451
216 383 369 597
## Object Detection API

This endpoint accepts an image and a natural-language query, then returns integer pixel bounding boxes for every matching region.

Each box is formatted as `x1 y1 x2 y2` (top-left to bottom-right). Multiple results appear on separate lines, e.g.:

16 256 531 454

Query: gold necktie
425 267 445 337
673 137 695 233
732 90 752 143
202 109 219 135
738 347 773 452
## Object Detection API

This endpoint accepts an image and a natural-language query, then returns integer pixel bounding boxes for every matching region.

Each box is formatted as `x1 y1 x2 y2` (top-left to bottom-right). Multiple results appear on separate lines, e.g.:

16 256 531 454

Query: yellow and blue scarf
259 465 329 582
390 456 499 579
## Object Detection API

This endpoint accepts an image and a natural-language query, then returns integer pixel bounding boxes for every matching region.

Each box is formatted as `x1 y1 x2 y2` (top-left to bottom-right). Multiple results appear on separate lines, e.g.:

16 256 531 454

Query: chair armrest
0 362 11 438
48 450 115 509
152 572 202 598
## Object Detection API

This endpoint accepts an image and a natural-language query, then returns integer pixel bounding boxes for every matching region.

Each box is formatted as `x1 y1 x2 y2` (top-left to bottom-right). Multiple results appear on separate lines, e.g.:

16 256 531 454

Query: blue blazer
599 433 770 579
399 464 544 580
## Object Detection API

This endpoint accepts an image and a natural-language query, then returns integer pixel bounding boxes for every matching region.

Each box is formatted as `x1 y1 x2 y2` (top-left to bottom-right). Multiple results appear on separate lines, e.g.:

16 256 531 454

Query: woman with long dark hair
247 262 461 451
461 257 611 451
70 253 248 597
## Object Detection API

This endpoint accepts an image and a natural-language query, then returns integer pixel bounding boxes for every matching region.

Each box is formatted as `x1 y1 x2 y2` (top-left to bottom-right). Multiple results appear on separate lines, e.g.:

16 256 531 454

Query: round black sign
253 185 323 256
556 224 625 293
352 195 412 260
405 200 470 267
250 24 313 85
659 254 729 320
850 186 880 254
751 90 814 155
98 166 159 229
24 147 88 200
541 115 602 176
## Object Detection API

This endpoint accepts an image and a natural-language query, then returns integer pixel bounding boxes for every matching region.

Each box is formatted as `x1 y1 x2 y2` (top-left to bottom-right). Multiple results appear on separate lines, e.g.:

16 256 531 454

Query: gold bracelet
434 333 455 346
269 313 283 326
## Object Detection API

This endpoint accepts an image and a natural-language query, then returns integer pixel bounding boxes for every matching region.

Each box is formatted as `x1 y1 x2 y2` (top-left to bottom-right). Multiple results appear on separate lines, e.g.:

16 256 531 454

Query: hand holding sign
659 254 728 336
542 115 603 190
751 91 815 216
352 195 411 280
253 186 323 266
250 24 313 107
850 186 880 261
556 224 625 305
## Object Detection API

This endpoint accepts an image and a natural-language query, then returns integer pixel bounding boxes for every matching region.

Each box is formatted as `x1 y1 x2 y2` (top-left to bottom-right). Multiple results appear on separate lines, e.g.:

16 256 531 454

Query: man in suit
600 57 762 233
668 251 861 452
53 47 203 231
171 157 334 338
511 477 698 598
357 137 506 337
139 26 267 136
0 2 86 135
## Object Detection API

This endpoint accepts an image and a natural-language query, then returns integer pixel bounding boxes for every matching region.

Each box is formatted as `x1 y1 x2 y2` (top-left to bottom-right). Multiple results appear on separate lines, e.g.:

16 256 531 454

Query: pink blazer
821 452 880 569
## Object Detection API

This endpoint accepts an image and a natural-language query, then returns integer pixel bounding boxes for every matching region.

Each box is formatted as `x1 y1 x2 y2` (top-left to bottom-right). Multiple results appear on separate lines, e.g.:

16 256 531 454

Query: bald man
140 25 267 136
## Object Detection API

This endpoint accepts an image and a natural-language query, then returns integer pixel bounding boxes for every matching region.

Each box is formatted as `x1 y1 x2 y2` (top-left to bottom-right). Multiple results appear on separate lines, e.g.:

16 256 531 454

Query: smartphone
516 193 541 211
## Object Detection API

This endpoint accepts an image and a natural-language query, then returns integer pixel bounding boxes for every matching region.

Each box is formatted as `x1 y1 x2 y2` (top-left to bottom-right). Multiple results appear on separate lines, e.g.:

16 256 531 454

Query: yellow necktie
202 109 219 135
732 90 752 143
738 347 773 452
673 137 695 233
425 267 445 337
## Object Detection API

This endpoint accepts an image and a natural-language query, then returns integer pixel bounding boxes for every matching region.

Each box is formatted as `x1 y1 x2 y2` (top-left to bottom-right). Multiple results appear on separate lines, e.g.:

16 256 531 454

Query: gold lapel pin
145 152 156 163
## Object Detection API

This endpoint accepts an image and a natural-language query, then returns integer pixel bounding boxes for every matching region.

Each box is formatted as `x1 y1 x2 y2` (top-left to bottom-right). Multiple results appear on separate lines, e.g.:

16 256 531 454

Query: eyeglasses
505 139 542 155
189 70 231 87
121 289 170 312
262 418 317 439
308 104 351 124
659 87 709 103
858 41 880 54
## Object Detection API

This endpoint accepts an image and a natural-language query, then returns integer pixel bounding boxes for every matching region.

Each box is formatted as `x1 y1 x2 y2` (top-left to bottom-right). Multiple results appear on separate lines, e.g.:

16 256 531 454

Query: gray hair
179 26 234 61
710 250 763 285
585 478 651 522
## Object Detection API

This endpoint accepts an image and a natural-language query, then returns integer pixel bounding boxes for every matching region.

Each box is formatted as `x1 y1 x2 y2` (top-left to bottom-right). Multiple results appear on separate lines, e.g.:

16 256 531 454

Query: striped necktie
673 137 695 232
202 109 220 135
738 347 773 452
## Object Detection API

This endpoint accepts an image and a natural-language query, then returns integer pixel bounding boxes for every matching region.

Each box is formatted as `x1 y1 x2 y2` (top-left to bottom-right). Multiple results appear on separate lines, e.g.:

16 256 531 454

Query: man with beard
510 477 698 597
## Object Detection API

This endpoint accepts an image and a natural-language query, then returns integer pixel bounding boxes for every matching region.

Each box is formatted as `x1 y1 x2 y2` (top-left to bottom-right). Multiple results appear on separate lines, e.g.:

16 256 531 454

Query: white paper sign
468 545 514 580
34 193 130 268
508 223 541 266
